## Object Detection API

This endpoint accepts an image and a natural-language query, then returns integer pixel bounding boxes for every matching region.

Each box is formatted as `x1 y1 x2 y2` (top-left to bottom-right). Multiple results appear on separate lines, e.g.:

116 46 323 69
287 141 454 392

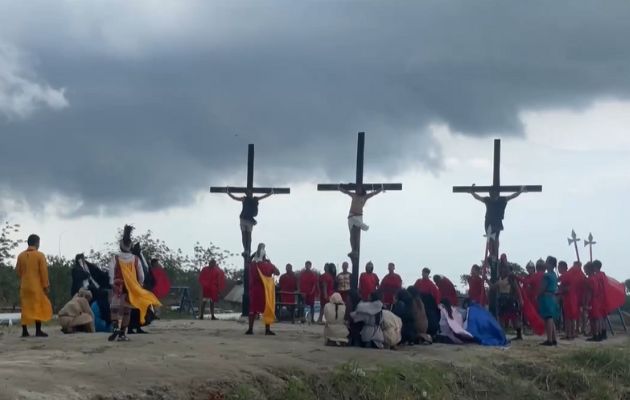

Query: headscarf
251 243 266 262
330 292 344 319
77 288 93 302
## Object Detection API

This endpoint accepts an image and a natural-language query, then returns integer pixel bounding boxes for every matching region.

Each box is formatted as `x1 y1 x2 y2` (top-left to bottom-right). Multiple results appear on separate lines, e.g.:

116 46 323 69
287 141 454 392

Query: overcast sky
2 1 630 287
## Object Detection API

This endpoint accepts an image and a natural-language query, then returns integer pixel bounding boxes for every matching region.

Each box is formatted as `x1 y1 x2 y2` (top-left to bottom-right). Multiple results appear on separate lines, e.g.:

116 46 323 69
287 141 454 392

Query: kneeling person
60 289 95 334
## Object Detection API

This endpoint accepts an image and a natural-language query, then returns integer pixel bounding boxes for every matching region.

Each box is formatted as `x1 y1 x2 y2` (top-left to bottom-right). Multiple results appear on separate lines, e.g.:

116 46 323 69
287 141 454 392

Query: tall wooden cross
318 132 402 290
453 138 542 283
210 144 290 316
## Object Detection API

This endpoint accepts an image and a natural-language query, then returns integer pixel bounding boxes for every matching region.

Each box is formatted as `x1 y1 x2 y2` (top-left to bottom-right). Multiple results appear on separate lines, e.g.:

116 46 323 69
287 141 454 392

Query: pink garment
438 304 473 344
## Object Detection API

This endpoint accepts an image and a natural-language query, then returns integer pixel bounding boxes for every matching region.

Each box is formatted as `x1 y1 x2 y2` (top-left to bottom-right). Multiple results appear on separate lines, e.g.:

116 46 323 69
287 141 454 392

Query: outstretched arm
506 186 526 201
226 191 243 201
366 188 383 199
470 184 485 202
257 192 273 201
339 186 353 196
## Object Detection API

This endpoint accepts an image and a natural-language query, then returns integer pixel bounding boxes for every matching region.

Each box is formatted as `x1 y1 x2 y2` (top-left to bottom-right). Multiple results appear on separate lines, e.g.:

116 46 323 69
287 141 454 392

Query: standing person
279 264 298 323
336 262 352 304
340 186 382 258
414 268 441 305
433 275 458 307
538 256 559 346
494 263 523 340
358 262 380 301
16 234 52 338
246 244 280 335
226 189 273 257
317 264 336 324
558 261 581 340
470 185 526 257
586 260 608 342
198 259 226 320
108 225 162 342
467 264 487 306
380 263 403 309
299 261 319 323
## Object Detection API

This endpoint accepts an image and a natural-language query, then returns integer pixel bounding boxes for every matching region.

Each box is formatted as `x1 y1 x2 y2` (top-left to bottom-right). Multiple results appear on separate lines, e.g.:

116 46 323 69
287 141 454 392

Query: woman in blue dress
538 256 560 346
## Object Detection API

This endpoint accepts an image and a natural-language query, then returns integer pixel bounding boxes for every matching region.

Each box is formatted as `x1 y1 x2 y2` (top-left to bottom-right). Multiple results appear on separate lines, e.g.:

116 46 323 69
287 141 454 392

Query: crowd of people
14 229 624 350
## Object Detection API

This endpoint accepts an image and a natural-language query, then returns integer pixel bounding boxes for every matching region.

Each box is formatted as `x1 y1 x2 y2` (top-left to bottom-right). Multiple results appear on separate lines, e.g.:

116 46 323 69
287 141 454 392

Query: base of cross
241 248 252 317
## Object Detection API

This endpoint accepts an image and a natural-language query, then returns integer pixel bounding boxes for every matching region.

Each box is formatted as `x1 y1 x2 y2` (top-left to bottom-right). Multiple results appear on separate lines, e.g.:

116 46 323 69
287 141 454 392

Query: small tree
47 255 73 312
0 222 23 309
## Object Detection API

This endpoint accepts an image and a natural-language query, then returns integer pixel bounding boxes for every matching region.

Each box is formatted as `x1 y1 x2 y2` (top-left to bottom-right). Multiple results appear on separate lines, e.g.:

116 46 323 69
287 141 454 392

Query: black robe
71 261 111 324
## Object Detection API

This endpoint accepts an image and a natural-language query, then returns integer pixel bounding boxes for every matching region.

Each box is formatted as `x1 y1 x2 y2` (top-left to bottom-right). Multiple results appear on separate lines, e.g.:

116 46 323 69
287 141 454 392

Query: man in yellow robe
16 234 52 337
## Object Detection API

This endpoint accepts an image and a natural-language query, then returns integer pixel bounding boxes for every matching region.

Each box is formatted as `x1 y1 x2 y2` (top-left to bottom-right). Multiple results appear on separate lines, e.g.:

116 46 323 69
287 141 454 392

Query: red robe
414 278 441 304
299 270 319 306
436 277 458 307
358 272 380 301
278 272 298 304
249 261 275 315
198 265 226 302
150 266 172 299
467 275 487 306
559 266 582 321
380 273 402 306
319 273 335 306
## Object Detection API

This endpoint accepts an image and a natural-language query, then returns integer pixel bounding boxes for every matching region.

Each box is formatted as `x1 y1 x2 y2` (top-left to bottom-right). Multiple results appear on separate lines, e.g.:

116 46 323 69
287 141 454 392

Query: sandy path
0 319 625 400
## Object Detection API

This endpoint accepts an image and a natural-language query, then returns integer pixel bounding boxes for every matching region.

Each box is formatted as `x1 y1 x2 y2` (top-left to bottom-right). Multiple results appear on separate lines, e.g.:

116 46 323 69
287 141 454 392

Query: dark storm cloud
1 1 629 214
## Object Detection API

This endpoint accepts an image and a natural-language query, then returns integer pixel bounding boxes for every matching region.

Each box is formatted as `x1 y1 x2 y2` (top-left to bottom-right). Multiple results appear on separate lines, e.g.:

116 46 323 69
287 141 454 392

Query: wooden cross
453 138 542 283
210 144 290 315
317 132 402 290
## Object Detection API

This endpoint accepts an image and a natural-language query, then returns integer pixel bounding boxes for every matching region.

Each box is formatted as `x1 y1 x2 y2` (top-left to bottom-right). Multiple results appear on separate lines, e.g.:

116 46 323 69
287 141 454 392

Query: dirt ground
0 318 626 400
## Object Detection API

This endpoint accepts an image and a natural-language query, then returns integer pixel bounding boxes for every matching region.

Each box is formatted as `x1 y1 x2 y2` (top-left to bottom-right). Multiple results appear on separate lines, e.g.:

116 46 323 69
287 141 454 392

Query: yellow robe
257 267 276 325
118 258 162 325
16 247 53 325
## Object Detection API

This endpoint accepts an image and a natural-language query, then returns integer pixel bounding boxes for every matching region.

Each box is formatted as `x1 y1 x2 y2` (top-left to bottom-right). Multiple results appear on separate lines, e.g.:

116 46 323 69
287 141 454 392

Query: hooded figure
350 292 385 349
71 254 112 324
59 289 95 334
323 292 349 346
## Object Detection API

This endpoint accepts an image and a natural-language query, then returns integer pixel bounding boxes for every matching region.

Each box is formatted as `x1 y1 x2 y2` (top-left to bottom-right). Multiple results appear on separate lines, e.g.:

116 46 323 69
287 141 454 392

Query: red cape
380 273 402 305
437 277 458 307
150 266 171 299
359 272 380 301
414 278 441 304
249 261 275 314
199 266 226 302
516 281 545 335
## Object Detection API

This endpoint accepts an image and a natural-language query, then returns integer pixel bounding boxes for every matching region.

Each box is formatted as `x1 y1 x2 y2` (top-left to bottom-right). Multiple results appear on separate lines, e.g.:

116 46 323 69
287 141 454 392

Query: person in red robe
299 261 319 323
526 260 546 308
414 268 441 305
433 275 458 307
278 263 298 323
317 263 336 323
558 261 581 339
587 260 609 341
467 264 487 306
358 262 380 301
246 244 279 335
198 259 226 320
380 263 402 308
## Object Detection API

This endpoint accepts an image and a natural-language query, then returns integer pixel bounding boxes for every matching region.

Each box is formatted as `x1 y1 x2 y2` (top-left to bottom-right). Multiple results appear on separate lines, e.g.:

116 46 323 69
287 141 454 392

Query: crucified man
227 189 273 257
470 184 526 258
340 185 382 259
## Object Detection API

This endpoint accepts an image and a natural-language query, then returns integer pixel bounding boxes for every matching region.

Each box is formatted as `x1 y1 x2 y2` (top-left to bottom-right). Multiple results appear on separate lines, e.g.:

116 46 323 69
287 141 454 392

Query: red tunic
198 265 226 302
299 270 319 306
414 278 441 304
436 277 458 307
525 271 544 305
319 273 335 305
278 272 298 304
559 267 580 321
358 272 380 301
587 274 606 319
380 273 402 306
249 261 275 315
467 275 487 306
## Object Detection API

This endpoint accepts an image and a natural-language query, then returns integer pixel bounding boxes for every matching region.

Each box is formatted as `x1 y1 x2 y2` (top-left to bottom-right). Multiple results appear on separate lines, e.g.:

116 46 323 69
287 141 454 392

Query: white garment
108 252 144 286
347 215 369 231
323 302 349 344
438 304 474 344
381 310 402 348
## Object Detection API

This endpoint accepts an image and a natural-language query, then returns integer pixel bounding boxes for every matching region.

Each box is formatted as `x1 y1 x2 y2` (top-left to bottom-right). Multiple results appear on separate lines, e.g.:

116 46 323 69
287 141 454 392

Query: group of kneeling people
322 286 474 349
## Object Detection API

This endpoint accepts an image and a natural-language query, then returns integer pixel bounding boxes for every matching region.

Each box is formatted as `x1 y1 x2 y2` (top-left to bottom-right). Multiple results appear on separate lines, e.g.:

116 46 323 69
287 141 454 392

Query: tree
46 255 73 312
625 279 630 295
0 222 22 309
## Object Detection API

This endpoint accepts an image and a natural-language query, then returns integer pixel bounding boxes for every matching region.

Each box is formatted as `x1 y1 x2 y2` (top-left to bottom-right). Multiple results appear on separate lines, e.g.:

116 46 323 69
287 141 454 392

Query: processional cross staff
567 229 581 263
453 138 542 282
317 132 402 290
584 232 596 263
210 144 290 316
